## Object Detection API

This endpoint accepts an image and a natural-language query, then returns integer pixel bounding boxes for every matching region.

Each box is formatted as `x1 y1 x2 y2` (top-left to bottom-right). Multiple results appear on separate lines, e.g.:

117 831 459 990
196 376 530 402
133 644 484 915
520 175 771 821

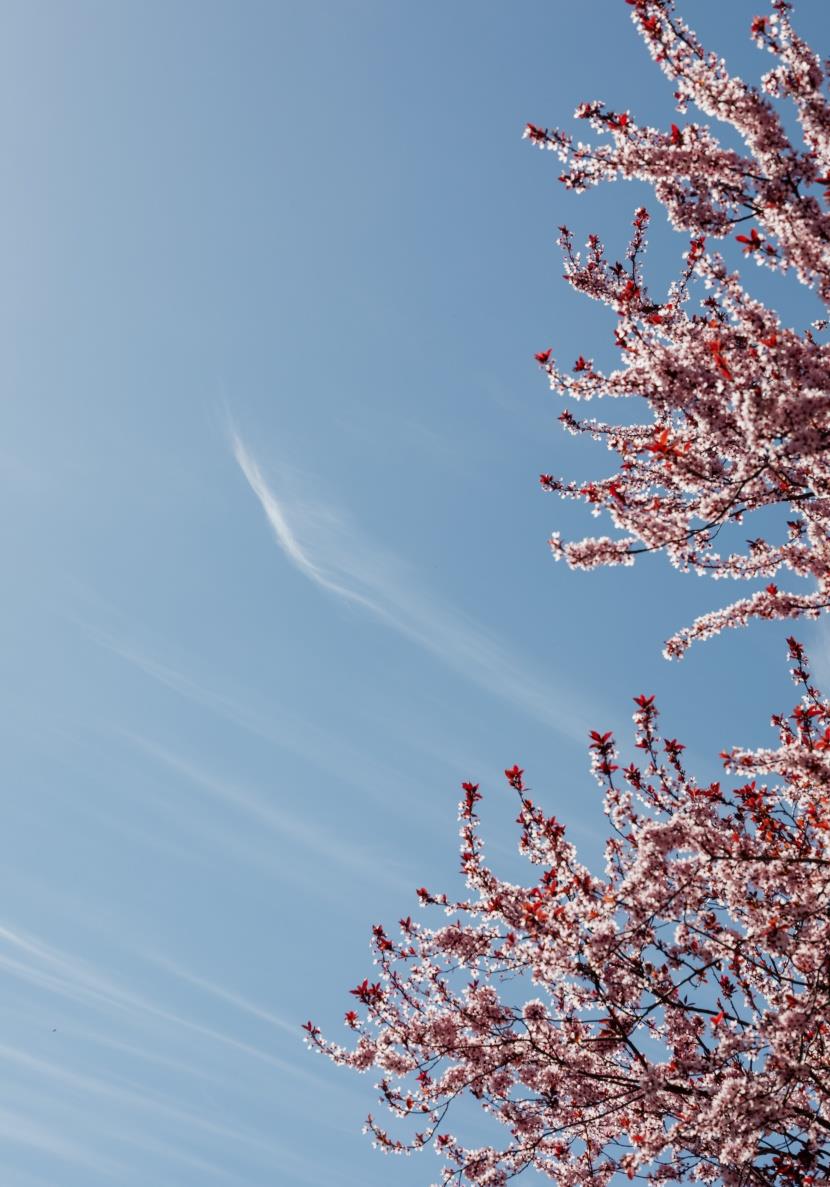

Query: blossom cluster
308 639 830 1186
309 4 830 1184
527 0 830 657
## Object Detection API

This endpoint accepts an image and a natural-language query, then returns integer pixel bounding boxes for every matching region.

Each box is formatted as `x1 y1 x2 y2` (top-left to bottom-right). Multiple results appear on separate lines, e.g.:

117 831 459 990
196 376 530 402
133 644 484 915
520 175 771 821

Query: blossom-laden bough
307 639 830 1187
526 0 830 657
308 4 830 1184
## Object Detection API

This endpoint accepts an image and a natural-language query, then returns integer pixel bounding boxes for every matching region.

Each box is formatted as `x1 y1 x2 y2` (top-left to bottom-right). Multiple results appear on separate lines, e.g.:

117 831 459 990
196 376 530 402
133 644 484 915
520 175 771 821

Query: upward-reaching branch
310 639 830 1186
311 7 830 1186
527 0 830 657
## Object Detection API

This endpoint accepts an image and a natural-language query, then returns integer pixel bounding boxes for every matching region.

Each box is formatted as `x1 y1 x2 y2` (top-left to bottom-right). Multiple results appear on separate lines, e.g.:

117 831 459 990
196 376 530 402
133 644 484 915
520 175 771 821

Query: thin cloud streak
0 924 332 1091
59 1025 226 1086
145 955 294 1036
0 1043 293 1167
0 1105 125 1176
78 625 447 832
233 434 591 742
233 440 384 615
122 733 414 896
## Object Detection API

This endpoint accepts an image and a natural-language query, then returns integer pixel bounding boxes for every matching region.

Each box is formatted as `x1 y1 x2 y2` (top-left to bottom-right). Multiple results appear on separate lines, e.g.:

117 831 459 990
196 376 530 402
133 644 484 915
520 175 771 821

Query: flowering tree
527 0 830 658
307 638 830 1186
307 3 830 1184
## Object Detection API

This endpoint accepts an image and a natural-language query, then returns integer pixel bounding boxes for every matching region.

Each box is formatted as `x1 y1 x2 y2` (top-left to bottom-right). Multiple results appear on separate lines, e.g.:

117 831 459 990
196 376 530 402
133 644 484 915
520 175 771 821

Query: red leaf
504 764 525 791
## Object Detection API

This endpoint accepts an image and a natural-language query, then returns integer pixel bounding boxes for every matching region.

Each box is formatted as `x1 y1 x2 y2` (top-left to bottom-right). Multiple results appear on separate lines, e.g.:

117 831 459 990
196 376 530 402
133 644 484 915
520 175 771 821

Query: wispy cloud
232 445 382 615
0 924 358 1182
0 1105 125 1176
0 924 331 1090
142 954 294 1035
0 1043 257 1159
233 434 591 741
78 625 447 830
119 733 414 895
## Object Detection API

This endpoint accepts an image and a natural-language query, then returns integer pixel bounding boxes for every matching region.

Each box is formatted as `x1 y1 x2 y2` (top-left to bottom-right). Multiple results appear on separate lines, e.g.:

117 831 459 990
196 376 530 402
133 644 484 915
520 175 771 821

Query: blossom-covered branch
310 5 830 1183
527 0 830 656
309 639 830 1186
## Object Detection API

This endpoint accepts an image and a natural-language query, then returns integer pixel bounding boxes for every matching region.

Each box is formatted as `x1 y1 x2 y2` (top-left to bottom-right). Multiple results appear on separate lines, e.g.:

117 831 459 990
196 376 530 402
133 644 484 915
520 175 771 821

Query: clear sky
0 2 828 1183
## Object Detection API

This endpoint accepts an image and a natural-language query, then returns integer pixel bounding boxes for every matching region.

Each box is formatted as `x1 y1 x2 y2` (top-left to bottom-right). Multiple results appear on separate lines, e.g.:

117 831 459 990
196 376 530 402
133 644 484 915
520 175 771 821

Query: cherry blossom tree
307 3 830 1184
526 0 830 658
307 637 830 1186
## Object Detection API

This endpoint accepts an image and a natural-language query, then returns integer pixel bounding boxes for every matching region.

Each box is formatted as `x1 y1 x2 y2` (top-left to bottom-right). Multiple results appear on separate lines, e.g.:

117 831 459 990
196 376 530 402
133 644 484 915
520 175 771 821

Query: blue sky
1 2 828 1183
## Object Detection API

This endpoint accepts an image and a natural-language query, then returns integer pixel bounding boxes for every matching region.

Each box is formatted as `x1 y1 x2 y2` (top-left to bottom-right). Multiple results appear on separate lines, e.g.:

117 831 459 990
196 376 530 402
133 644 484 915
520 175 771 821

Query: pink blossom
310 5 830 1184
309 643 830 1185
530 0 830 656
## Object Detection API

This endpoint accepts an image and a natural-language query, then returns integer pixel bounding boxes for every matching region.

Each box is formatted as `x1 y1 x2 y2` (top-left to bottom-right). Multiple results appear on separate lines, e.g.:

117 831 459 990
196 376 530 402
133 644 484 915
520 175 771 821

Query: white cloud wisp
233 434 593 742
